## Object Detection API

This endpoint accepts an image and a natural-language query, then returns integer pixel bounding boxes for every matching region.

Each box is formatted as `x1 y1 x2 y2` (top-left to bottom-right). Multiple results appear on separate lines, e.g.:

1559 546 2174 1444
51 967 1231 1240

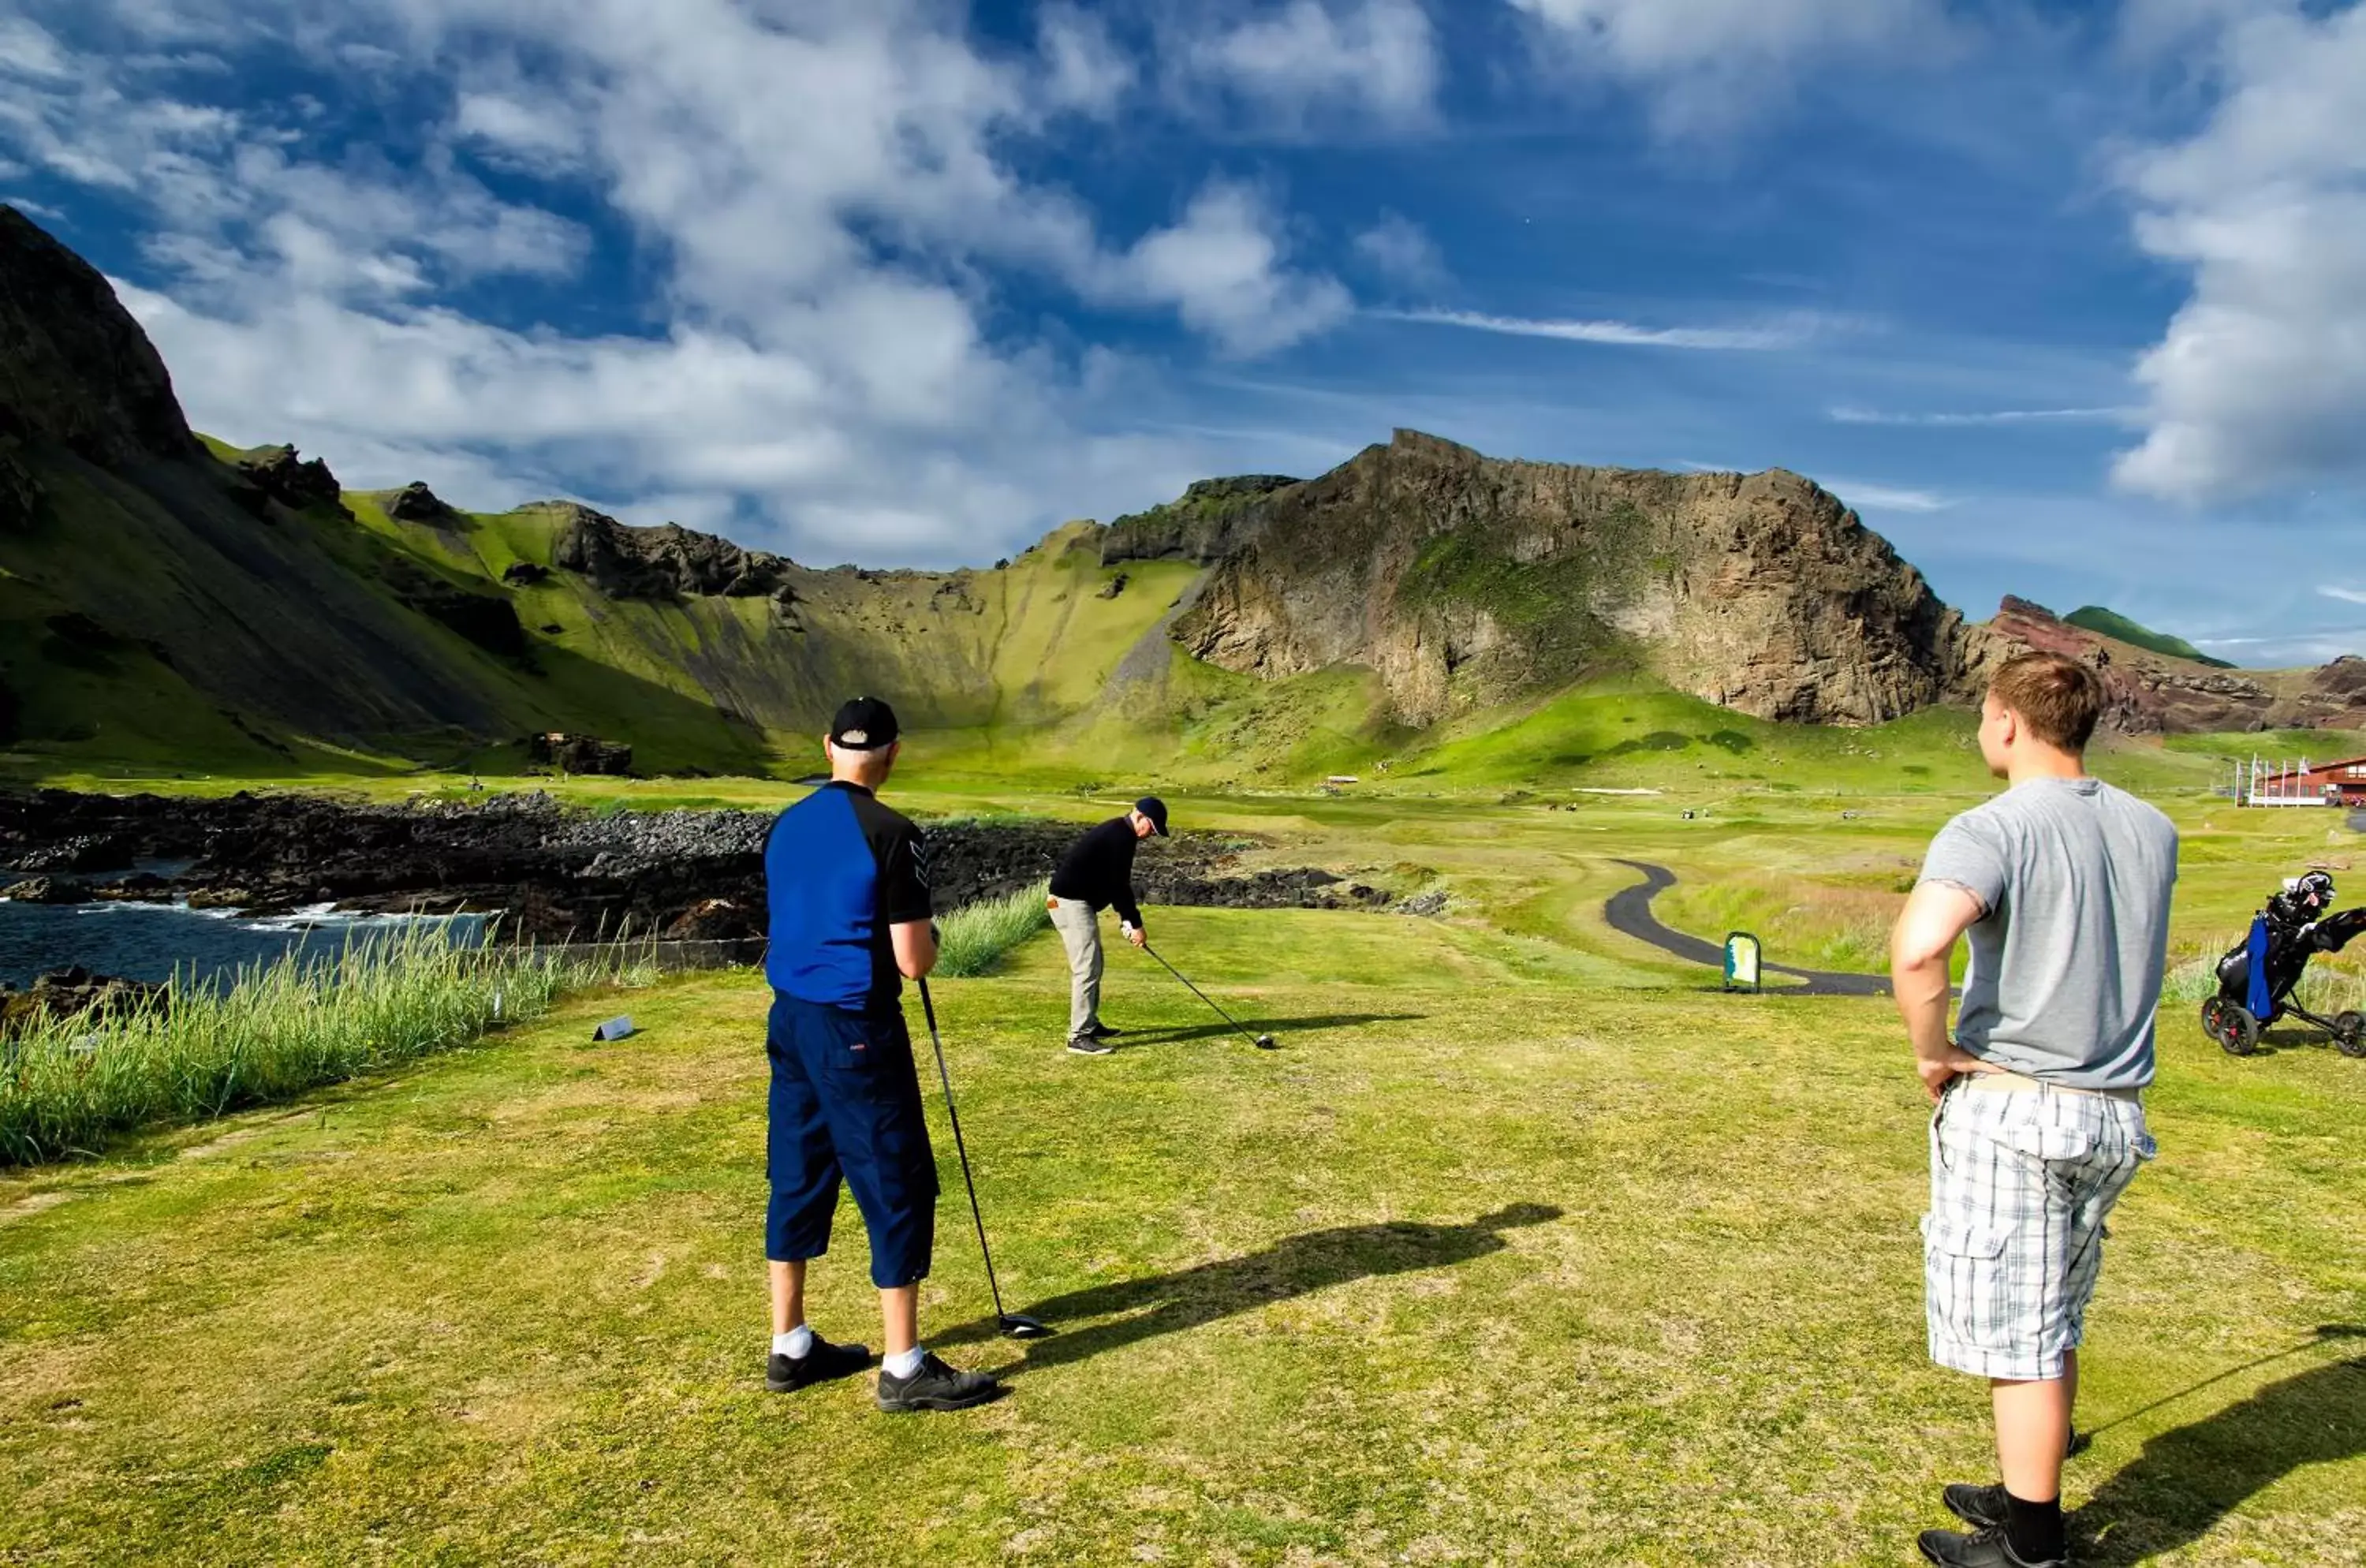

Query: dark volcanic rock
11 833 129 873
387 481 461 526
0 439 39 532
2 876 85 905
547 503 793 599
1102 474 1301 566
0 791 1397 951
504 562 552 587
237 445 345 511
0 965 168 1035
0 206 202 465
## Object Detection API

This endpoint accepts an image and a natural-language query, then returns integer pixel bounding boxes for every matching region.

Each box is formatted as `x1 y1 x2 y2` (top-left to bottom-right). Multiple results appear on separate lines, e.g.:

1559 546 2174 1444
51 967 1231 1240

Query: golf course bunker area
6 896 2362 1564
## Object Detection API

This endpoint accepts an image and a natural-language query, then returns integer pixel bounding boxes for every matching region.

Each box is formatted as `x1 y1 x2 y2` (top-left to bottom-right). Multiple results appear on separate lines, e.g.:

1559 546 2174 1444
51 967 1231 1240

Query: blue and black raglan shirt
764 782 933 1014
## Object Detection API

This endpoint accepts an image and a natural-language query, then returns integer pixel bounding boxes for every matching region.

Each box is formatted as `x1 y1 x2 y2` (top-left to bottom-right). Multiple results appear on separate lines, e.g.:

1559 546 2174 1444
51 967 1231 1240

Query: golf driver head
998 1313 1055 1339
1256 1033 1276 1050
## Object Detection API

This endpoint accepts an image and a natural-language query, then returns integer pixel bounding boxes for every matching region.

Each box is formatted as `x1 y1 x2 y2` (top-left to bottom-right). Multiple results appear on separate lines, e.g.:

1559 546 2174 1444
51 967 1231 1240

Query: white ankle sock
773 1324 815 1359
883 1346 926 1379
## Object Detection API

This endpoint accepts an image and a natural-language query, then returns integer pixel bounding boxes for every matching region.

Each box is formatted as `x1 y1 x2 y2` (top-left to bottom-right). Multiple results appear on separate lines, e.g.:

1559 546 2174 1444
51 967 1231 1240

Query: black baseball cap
1136 796 1170 836
829 697 900 751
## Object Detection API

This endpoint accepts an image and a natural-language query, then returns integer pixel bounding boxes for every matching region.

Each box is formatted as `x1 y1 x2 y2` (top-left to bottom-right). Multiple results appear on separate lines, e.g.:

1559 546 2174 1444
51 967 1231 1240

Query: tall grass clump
935 884 1050 977
0 924 653 1168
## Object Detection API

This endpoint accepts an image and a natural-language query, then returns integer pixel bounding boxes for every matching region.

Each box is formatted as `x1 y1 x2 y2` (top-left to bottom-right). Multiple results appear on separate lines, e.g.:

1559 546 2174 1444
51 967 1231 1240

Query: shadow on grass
2076 1336 2366 1565
946 1203 1563 1372
1113 1012 1428 1048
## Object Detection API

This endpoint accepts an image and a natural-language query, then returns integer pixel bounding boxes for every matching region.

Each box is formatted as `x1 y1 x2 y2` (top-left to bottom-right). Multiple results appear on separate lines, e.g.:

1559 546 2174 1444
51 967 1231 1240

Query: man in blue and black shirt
760 697 998 1414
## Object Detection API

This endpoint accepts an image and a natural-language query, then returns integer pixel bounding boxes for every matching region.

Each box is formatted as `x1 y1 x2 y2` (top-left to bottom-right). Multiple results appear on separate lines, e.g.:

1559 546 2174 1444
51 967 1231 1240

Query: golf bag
2200 871 2366 1058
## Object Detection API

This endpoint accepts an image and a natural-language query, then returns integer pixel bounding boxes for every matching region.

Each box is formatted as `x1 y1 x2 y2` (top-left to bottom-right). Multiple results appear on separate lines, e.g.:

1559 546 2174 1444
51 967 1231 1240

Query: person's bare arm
1890 881 2001 1103
891 919 938 980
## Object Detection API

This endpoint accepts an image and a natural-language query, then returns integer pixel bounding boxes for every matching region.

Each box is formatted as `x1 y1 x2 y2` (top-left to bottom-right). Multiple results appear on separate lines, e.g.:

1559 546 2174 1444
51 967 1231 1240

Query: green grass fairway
6 889 2362 1563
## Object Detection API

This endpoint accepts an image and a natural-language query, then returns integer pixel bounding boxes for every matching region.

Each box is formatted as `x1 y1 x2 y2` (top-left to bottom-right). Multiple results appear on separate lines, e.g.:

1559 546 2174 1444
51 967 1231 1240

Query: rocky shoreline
0 790 1411 947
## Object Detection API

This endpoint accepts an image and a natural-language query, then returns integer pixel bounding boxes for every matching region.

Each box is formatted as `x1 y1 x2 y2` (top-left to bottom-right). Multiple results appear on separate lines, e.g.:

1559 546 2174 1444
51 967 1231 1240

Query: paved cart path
1603 860 1893 999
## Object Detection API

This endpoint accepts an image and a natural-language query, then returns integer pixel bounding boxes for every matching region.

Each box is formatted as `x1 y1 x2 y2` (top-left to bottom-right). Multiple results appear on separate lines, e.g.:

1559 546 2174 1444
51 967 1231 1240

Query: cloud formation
1381 308 1834 350
1830 406 2134 427
2112 2 2366 503
1174 0 1441 131
0 0 1354 562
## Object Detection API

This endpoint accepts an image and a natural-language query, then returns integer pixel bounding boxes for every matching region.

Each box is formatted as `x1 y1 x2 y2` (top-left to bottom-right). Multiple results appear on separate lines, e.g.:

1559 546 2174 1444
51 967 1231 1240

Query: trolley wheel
2334 1010 2366 1060
2202 995 2260 1057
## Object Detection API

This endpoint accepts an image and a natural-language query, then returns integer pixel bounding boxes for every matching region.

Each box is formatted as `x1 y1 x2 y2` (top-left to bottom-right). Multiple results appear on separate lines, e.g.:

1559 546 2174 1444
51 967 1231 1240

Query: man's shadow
2076 1335 2366 1564
942 1203 1563 1372
1115 1012 1428 1048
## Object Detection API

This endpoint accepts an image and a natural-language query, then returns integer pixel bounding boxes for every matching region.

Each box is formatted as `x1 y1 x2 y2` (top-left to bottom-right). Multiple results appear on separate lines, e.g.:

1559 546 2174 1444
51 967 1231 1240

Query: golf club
916 978 1053 1339
1140 940 1278 1049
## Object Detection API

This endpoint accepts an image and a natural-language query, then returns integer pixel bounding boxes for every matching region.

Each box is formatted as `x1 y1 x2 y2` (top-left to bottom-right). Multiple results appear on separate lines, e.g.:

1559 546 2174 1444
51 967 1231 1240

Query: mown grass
3 902 2360 1566
935 884 1051 978
0 927 655 1167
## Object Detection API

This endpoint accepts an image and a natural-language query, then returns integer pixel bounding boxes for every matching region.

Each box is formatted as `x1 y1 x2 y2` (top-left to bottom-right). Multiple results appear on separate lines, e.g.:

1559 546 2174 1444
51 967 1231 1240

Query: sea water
0 898 490 988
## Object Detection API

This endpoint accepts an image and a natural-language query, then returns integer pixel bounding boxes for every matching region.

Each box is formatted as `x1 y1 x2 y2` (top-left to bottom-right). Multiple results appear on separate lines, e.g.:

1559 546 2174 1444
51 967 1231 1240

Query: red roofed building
2245 755 2366 807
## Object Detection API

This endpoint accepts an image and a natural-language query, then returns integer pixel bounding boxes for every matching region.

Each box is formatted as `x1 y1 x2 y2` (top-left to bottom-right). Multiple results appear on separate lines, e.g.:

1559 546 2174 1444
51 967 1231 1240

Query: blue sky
2 0 2361 666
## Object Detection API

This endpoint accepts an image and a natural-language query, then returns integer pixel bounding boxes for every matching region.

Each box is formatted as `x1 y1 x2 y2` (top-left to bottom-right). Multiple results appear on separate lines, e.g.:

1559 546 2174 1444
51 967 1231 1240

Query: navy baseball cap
1136 797 1170 836
830 697 900 751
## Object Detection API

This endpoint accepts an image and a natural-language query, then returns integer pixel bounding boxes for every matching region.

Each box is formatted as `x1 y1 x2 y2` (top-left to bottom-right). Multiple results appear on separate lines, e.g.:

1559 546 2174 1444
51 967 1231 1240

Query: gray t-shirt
1918 777 2179 1089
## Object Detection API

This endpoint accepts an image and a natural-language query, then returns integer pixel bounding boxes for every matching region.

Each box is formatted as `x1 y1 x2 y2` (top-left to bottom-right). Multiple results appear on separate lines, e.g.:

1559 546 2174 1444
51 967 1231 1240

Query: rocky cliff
1173 430 1995 727
1989 597 2366 734
1101 474 1300 566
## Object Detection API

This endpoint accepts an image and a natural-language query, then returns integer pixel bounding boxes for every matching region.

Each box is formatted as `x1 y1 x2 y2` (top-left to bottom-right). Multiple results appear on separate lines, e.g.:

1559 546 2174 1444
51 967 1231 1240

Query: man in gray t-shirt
1890 651 2178 1568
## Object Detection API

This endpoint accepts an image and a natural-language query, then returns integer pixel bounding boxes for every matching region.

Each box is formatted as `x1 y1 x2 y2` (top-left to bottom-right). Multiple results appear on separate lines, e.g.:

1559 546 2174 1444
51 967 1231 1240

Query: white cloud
0 0 1352 564
1379 307 1831 350
2321 586 2366 607
1175 0 1440 131
2111 2 2366 505
1830 405 2136 427
1353 211 1447 289
1822 479 1954 513
1111 181 1352 356
1038 3 1135 118
1508 0 1954 131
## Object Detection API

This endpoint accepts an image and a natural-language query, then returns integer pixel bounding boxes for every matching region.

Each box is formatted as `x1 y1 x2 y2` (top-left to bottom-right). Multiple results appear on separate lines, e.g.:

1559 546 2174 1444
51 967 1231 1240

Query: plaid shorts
1924 1081 2155 1381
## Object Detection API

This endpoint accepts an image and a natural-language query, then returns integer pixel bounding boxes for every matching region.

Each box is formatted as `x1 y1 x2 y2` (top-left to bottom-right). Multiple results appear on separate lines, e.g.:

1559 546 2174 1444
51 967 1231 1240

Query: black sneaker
765 1334 871 1392
1942 1483 2008 1531
875 1352 1001 1413
1917 1524 2065 1568
1085 1021 1124 1038
1066 1035 1114 1056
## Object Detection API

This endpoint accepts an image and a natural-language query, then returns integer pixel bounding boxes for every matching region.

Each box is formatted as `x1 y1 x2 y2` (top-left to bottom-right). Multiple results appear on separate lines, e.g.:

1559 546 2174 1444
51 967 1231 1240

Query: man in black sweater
1047 797 1169 1055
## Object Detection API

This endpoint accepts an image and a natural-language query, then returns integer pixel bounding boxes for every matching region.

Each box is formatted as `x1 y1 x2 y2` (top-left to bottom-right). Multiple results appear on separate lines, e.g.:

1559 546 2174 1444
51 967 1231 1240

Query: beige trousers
1047 896 1103 1039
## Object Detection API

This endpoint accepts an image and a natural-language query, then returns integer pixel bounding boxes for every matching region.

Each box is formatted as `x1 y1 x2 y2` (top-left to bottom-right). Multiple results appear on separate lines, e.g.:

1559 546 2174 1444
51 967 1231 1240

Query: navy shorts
766 992 939 1288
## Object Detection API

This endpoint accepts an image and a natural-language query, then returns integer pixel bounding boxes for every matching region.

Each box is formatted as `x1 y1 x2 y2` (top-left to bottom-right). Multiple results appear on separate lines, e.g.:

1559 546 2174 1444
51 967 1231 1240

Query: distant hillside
2063 606 2233 668
3 202 2360 783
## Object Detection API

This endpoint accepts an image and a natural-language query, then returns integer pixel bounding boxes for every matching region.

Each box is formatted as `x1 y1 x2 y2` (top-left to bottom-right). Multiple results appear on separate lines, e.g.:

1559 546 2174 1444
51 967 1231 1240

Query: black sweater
1050 816 1143 927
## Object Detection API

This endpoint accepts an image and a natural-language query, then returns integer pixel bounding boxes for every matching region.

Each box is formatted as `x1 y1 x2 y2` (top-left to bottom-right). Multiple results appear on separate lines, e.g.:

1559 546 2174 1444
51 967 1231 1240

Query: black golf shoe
876 1352 1002 1413
1942 1484 2008 1531
1065 1034 1114 1056
1084 1021 1124 1038
1917 1525 2065 1568
765 1334 871 1392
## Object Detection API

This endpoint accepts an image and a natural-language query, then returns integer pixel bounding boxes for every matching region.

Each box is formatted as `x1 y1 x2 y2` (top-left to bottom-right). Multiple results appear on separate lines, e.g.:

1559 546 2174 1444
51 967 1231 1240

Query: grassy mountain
3 203 2358 789
2063 605 2234 668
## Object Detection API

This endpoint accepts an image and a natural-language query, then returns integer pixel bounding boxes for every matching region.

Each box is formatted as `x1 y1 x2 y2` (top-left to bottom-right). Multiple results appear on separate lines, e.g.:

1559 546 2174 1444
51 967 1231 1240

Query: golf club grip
916 978 1007 1316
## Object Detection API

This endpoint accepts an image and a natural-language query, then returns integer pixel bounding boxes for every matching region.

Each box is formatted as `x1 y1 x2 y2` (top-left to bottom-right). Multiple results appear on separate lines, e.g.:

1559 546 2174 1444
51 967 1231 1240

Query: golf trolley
2200 871 2366 1058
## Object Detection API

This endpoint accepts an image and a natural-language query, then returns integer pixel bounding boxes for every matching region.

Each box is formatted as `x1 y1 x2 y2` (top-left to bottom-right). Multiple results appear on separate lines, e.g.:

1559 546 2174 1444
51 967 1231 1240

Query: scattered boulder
237 445 345 510
525 732 633 775
2 876 85 905
1097 572 1129 601
0 965 169 1035
664 898 755 941
503 562 552 587
387 481 461 526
